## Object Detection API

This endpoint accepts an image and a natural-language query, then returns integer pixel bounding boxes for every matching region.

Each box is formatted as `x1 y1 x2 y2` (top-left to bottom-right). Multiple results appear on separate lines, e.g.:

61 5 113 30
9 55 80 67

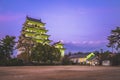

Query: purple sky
0 0 120 53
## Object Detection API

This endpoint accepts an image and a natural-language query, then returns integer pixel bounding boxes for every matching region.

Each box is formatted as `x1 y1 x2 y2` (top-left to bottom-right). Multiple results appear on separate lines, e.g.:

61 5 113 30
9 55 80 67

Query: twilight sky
0 0 120 53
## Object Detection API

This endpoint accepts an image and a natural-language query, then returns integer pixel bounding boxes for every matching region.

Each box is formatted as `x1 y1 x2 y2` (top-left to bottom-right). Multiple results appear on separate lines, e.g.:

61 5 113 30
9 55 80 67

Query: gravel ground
0 66 120 80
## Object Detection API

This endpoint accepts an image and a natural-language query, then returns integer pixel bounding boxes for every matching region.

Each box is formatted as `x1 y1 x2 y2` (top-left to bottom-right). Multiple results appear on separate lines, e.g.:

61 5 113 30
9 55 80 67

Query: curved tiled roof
26 16 45 24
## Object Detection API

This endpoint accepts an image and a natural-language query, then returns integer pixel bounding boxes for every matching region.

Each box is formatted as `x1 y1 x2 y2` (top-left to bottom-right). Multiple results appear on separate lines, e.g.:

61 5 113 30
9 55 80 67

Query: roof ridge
26 16 45 24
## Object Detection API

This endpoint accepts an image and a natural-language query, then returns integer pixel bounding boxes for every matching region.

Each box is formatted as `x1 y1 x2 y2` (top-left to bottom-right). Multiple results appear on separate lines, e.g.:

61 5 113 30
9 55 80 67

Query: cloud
62 40 109 53
63 40 108 45
64 41 108 53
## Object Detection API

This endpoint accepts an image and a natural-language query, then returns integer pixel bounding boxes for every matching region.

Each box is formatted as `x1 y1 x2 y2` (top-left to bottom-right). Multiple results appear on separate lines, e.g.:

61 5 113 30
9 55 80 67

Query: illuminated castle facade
21 16 50 44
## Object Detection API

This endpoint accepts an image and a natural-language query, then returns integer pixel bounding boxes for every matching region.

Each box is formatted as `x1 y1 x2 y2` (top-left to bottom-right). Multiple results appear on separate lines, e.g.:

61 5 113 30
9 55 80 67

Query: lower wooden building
69 53 99 65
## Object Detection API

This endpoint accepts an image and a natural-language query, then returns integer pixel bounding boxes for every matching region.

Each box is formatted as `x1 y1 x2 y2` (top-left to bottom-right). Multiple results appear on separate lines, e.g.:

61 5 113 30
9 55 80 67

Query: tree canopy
31 43 61 64
0 35 16 65
107 27 120 53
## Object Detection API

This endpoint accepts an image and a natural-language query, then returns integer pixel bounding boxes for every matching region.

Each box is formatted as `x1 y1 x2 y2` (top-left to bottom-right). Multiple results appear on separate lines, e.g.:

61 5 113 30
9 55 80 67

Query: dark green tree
107 27 120 53
0 35 16 59
48 45 61 64
31 43 44 63
0 45 6 65
62 55 72 65
0 35 16 65
31 43 61 64
17 36 34 63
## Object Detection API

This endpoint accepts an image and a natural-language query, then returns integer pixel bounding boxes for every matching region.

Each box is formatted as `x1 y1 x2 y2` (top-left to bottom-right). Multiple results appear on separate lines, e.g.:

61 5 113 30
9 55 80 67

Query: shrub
6 58 24 66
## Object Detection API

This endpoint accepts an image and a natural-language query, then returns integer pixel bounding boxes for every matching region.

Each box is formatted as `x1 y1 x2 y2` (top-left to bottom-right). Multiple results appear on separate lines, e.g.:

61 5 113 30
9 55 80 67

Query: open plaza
0 66 120 80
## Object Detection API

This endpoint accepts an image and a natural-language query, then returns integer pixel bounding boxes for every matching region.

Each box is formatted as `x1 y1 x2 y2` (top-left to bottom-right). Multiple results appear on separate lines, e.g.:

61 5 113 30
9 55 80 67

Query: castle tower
17 16 51 55
22 16 50 44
